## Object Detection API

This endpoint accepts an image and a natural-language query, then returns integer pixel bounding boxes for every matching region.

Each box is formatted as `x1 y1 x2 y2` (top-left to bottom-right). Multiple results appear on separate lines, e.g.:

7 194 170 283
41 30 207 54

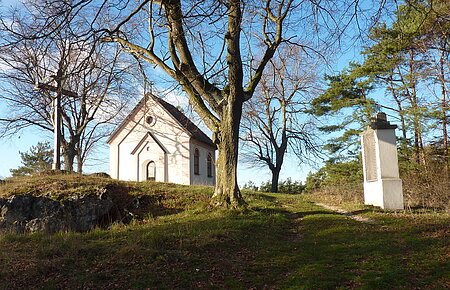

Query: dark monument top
369 112 397 130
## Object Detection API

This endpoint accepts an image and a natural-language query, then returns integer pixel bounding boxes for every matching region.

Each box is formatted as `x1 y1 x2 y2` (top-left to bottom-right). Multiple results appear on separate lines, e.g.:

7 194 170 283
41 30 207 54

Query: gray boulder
0 194 114 233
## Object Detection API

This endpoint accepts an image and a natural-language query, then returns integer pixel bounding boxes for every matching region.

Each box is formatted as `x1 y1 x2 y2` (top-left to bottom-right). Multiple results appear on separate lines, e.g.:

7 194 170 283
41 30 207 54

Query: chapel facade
107 94 216 186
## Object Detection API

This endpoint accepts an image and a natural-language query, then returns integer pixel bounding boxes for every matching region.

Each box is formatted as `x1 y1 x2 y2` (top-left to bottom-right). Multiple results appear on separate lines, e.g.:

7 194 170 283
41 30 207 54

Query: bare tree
240 47 320 192
97 0 363 207
0 0 135 172
3 0 381 206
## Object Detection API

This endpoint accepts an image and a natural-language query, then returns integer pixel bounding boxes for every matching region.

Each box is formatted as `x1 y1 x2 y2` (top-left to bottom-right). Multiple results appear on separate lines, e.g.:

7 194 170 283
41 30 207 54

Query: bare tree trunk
439 47 448 164
63 150 75 172
388 75 408 146
76 152 83 174
270 168 281 193
62 142 76 172
210 0 246 208
103 0 292 207
212 98 245 207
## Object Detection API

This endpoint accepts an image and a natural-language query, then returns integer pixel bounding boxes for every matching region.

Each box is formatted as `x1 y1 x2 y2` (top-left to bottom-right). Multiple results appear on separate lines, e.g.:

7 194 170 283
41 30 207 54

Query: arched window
194 148 200 175
207 153 213 177
147 161 156 181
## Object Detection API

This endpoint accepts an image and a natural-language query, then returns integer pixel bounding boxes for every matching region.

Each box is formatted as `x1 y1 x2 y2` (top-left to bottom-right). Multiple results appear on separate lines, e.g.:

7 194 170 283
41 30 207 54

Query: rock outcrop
0 194 114 233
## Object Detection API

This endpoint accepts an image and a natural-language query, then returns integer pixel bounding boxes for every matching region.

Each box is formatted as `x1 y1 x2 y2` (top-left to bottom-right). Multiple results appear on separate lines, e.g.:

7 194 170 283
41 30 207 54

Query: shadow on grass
251 207 339 221
0 198 448 289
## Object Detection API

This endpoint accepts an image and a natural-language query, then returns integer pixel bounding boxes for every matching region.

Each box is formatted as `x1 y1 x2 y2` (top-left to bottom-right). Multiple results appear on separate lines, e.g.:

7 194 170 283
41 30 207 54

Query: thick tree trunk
62 144 76 172
210 0 246 208
211 99 245 208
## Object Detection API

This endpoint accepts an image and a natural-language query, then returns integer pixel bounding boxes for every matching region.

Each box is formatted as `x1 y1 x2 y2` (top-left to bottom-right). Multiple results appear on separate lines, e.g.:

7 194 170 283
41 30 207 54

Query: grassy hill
0 175 449 289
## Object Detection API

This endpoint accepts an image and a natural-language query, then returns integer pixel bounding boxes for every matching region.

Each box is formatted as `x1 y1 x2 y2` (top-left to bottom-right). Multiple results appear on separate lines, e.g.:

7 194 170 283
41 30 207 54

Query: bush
304 159 363 193
306 156 449 211
401 162 449 211
259 178 305 194
242 181 258 191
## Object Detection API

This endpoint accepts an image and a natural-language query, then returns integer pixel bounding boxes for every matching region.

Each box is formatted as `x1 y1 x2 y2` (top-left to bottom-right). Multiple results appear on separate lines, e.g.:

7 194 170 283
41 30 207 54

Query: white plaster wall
189 139 216 186
109 97 191 184
119 138 139 181
137 139 166 182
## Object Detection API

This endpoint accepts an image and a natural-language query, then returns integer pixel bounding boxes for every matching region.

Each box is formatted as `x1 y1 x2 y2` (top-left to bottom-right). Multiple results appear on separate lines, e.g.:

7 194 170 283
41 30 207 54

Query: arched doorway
147 161 156 181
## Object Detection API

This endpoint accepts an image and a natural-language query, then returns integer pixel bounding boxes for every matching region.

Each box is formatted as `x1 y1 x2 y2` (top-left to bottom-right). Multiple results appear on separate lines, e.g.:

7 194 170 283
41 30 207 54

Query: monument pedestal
361 113 404 210
363 178 403 210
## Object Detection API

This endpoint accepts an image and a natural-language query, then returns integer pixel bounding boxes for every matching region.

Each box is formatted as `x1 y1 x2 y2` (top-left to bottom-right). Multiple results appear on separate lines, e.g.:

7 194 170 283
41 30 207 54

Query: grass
0 175 449 289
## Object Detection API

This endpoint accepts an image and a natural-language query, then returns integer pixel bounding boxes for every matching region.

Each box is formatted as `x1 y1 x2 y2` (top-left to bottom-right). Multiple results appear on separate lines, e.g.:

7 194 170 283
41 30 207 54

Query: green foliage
304 158 363 192
310 64 377 159
316 0 450 165
311 64 375 117
259 178 305 194
242 180 258 191
304 170 327 193
9 142 53 177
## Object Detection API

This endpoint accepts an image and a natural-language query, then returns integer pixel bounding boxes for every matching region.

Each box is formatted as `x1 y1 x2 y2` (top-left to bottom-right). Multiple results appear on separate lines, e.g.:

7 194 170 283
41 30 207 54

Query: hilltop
0 175 449 288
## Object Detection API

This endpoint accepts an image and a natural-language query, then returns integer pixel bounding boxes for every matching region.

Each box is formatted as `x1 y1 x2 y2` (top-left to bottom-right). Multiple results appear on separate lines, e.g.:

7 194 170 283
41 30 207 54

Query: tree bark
270 167 281 193
404 50 425 164
76 152 83 174
62 141 77 172
63 149 75 172
212 98 245 207
104 0 291 207
210 0 246 207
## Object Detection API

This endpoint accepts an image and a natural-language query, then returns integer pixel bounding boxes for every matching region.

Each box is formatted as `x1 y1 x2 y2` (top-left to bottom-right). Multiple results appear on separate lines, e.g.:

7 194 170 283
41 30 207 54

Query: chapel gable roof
107 94 216 149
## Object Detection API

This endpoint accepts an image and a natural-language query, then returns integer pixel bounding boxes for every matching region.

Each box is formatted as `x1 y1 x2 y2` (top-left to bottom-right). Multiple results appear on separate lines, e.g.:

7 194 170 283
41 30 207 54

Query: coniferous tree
10 142 53 176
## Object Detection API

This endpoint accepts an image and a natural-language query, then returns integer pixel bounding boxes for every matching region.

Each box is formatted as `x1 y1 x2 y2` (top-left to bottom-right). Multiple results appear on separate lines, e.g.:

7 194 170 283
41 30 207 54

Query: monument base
364 178 403 210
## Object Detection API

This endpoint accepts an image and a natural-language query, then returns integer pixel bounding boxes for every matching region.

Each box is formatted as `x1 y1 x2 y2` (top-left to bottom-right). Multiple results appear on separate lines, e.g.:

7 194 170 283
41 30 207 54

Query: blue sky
0 0 369 184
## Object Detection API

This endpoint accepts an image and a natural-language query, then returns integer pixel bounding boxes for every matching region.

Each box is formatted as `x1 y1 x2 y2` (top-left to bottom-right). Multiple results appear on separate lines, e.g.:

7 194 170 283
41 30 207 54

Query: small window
207 153 213 177
194 148 200 175
145 115 155 126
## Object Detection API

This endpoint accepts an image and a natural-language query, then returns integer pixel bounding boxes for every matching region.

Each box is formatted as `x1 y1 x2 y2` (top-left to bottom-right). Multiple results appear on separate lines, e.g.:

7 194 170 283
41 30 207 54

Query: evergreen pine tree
10 142 53 176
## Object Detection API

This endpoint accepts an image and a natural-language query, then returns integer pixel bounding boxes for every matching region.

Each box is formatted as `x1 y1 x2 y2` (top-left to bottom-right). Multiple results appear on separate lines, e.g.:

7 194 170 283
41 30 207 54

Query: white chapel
107 94 216 186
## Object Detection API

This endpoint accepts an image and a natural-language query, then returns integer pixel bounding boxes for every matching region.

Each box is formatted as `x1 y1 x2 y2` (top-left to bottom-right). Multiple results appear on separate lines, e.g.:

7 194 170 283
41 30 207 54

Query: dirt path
315 203 374 223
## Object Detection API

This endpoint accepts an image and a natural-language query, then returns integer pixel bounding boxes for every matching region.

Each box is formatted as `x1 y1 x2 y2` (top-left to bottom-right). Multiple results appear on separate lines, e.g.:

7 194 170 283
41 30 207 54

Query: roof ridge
150 94 216 148
108 94 216 149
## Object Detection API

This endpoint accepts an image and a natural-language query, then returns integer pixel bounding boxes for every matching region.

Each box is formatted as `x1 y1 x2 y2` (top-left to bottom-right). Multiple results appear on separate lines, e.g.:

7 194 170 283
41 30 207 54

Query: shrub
306 156 449 211
259 178 305 194
401 161 449 211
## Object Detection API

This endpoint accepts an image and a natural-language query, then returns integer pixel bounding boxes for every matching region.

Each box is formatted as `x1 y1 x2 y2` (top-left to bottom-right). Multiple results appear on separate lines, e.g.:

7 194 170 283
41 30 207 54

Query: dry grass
308 166 449 212
0 186 449 289
402 166 450 212
0 173 214 220
308 182 364 209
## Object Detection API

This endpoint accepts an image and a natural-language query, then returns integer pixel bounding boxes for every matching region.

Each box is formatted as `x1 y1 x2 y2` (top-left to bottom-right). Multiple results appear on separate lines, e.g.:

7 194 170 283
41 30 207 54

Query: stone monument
361 112 403 210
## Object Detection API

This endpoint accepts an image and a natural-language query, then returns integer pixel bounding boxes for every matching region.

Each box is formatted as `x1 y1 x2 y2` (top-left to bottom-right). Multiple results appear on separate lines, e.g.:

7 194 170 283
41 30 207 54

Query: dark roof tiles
153 96 216 148
108 94 216 149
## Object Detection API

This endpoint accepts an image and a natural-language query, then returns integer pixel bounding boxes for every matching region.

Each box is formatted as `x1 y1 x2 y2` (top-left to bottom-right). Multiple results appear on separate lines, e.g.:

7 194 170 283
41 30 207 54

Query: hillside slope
0 175 449 289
